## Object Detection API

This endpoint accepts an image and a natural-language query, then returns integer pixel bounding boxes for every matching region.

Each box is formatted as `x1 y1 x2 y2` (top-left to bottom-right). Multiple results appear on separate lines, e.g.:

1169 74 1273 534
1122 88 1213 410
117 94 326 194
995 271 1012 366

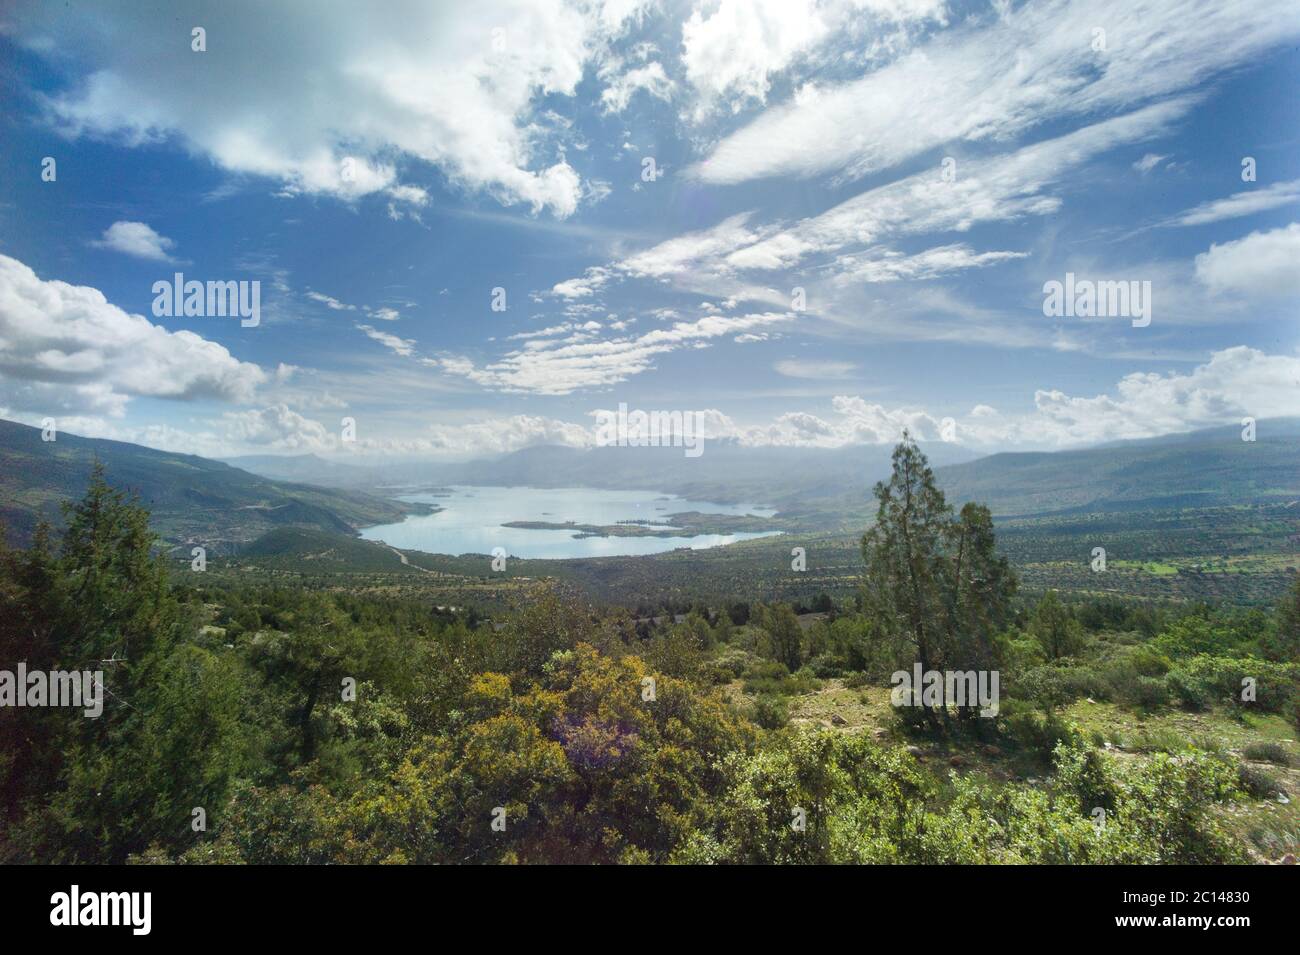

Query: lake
359 485 780 558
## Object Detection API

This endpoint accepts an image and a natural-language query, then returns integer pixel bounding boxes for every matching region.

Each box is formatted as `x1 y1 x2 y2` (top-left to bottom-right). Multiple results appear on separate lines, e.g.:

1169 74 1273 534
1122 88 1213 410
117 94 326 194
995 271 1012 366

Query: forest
2 439 1297 865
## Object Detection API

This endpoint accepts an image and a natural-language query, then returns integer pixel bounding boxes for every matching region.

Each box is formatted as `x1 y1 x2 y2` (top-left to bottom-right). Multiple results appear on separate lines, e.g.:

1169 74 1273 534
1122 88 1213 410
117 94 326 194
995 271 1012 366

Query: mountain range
3 417 1296 552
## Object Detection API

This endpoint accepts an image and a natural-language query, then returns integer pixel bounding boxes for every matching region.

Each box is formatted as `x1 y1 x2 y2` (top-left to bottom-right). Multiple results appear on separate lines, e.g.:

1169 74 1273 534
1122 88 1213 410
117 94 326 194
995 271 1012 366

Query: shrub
751 694 789 730
1003 704 1081 760
1127 675 1170 711
1242 742 1292 766
1237 764 1284 799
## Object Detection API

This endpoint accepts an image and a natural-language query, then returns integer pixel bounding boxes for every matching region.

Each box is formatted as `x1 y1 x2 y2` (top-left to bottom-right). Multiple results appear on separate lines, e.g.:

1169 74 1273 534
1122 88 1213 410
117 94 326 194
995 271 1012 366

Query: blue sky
0 0 1297 460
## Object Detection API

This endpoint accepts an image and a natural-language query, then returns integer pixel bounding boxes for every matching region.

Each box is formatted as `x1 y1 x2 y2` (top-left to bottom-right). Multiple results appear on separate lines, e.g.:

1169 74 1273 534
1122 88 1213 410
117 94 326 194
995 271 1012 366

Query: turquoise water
359 485 780 558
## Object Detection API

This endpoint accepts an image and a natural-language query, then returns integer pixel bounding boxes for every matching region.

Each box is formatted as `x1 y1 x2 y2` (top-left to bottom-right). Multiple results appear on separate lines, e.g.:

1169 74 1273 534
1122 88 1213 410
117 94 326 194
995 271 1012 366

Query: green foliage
1029 591 1085 660
861 435 1016 726
1242 741 1292 766
1 464 1282 866
1262 576 1300 662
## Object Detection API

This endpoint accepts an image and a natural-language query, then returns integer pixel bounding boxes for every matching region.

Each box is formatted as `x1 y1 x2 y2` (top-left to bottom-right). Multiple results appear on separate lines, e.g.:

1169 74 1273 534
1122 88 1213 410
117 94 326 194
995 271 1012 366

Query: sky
0 0 1297 461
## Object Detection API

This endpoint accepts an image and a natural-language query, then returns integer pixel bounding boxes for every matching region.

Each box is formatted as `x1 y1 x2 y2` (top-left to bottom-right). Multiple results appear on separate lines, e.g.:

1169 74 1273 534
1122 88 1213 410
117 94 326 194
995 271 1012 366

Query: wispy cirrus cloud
690 0 1300 186
433 311 794 394
1164 180 1300 228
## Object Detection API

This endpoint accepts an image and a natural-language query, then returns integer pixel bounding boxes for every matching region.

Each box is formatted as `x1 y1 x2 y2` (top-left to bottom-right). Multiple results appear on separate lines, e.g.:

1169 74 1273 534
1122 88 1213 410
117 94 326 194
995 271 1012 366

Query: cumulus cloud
221 404 336 451
732 347 1300 450
1194 223 1300 298
90 220 176 261
600 61 675 113
0 253 267 416
680 0 946 118
11 0 653 217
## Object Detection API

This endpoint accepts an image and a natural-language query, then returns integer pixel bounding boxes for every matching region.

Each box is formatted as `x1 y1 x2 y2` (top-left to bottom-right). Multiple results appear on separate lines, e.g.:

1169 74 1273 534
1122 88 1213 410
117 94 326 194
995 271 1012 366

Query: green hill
934 418 1300 516
0 418 429 551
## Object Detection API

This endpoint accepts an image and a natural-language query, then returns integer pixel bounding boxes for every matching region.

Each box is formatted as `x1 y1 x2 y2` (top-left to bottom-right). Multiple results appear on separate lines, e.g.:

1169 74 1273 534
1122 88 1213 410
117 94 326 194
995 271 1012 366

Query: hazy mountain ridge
224 421 1300 524
6 418 1297 552
0 419 430 550
934 417 1300 516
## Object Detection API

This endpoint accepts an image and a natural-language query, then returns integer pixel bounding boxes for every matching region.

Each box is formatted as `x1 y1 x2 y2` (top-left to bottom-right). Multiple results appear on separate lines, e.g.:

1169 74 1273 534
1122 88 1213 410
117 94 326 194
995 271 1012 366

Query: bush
1002 703 1081 759
1165 655 1300 714
1127 675 1170 711
806 653 843 678
741 660 820 696
751 694 789 730
704 644 753 683
1238 764 1284 799
1242 742 1292 766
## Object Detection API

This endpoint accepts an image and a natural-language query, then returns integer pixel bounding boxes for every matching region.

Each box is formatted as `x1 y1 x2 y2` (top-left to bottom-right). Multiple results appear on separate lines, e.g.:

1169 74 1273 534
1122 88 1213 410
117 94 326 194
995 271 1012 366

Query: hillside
0 419 430 551
934 418 1300 516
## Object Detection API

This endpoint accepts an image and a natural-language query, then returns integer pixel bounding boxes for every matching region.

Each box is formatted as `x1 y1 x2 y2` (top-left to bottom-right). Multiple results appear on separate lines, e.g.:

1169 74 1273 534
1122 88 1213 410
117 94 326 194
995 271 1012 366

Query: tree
861 434 1016 728
759 603 803 672
1030 591 1084 660
1262 576 1300 662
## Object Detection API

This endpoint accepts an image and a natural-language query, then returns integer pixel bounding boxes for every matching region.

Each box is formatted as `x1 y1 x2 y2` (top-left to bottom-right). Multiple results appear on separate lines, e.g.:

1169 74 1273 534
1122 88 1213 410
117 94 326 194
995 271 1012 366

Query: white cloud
221 404 335 451
90 220 176 261
435 310 793 394
357 324 417 357
618 212 761 278
552 267 611 299
830 244 1026 283
600 61 675 113
740 347 1300 449
1167 179 1300 227
15 1 653 218
691 0 1300 185
774 358 856 378
681 0 833 113
413 414 594 455
720 99 1191 273
43 346 1295 458
1194 223 1300 298
679 0 946 118
0 253 267 416
1132 152 1169 174
306 291 356 311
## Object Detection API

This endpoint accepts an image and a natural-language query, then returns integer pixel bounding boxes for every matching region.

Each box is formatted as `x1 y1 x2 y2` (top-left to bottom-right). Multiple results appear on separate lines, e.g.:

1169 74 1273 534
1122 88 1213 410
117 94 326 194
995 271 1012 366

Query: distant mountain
7 417 1296 555
933 417 1300 516
0 419 429 551
223 453 378 488
222 420 1300 529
